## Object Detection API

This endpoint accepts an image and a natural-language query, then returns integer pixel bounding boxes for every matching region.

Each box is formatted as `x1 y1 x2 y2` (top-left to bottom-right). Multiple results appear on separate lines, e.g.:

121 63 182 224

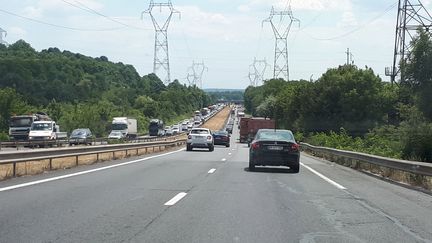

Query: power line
60 0 150 31
304 2 398 41
0 8 124 32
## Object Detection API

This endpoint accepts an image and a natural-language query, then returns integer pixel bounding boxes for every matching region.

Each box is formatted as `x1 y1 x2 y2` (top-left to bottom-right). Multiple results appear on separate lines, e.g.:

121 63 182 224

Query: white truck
110 117 138 139
28 121 68 147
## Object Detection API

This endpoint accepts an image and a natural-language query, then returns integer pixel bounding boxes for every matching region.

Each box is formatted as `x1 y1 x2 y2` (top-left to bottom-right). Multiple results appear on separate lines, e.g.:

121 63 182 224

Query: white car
172 125 180 135
108 131 124 139
187 128 214 152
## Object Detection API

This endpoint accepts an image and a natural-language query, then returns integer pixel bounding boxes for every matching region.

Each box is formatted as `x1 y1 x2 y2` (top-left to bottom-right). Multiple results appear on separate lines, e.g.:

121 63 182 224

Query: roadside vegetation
0 40 212 138
244 30 432 162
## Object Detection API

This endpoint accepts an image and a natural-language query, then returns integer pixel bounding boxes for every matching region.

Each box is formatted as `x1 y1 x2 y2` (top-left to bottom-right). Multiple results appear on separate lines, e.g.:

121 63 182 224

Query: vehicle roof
257 129 293 133
191 127 210 131
33 121 54 124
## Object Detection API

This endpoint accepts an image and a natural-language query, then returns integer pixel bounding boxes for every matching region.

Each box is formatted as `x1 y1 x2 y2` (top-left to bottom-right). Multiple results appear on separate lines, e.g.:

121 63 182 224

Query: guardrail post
49 158 52 170
13 162 16 177
76 155 79 166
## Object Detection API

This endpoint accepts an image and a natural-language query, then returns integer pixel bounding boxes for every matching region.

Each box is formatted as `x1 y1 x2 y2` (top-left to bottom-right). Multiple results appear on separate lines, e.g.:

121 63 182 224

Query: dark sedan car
69 128 93 146
213 130 230 147
249 129 300 173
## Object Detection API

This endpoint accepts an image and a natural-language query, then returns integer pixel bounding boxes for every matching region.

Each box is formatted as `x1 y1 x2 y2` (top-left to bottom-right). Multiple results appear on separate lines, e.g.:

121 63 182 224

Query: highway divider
0 139 186 181
301 143 432 191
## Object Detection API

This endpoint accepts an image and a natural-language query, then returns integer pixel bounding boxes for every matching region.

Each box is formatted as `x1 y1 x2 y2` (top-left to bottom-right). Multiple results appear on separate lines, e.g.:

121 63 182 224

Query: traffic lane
0 146 231 242
301 153 432 241
131 142 426 243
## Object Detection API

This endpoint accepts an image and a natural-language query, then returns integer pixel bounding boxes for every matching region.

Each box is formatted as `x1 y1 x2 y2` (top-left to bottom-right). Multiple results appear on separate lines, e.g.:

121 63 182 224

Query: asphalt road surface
0 120 431 243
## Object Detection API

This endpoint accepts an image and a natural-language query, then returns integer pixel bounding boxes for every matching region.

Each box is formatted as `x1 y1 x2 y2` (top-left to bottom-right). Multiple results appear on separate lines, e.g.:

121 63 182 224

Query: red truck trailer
239 117 275 144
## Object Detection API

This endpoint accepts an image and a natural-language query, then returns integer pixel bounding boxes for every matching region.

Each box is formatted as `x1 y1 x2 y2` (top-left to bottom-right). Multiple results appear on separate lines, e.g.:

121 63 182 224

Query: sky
0 0 428 89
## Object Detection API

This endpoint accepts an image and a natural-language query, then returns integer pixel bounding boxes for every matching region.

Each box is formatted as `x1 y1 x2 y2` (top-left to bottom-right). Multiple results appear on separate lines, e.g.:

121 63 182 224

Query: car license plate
267 146 283 151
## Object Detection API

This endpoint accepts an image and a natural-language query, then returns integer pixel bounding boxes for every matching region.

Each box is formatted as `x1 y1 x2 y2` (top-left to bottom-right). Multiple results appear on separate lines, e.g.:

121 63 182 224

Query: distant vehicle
172 125 180 135
226 124 233 134
9 112 51 140
237 111 245 118
194 110 201 116
181 122 188 132
249 129 300 173
187 123 193 131
201 108 210 116
108 131 124 139
28 121 68 146
111 117 137 138
164 126 173 136
69 128 93 146
193 121 202 127
149 119 164 137
186 128 214 152
239 117 275 144
213 130 230 147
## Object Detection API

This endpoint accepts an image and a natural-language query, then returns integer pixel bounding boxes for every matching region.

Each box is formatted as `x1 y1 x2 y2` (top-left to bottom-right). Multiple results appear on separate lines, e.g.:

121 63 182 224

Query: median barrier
0 139 186 181
301 143 432 191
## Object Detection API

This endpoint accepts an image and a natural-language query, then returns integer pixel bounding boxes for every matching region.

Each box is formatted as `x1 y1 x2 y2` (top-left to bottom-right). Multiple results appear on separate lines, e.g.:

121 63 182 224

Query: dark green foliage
0 40 212 138
207 90 244 102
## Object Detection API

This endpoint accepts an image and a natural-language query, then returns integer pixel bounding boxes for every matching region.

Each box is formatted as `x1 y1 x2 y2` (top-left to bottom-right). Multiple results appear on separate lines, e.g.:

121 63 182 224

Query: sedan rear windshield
190 129 209 134
257 131 294 141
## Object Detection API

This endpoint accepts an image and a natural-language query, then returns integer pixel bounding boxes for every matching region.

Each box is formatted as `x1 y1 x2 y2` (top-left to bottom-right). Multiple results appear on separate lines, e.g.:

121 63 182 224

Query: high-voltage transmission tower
186 61 208 88
248 58 270 86
142 1 180 84
386 0 432 84
0 28 7 45
263 6 300 81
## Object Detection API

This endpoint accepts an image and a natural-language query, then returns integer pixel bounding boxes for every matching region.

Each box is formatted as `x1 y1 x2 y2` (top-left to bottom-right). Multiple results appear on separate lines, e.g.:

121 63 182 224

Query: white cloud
244 0 352 11
21 0 104 18
339 11 358 27
9 27 27 38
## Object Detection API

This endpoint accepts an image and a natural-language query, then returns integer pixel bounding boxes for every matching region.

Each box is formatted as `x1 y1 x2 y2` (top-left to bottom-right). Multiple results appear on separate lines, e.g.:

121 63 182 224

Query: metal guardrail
0 134 177 150
300 143 432 177
0 139 187 178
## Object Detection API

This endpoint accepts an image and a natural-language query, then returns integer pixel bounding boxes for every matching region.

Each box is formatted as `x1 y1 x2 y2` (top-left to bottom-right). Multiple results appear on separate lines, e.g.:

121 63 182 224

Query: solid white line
300 163 347 190
208 168 216 174
0 148 186 193
164 192 187 206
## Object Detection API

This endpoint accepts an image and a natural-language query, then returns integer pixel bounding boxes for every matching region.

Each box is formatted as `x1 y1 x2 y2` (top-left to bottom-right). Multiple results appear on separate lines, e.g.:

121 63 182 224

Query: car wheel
226 143 230 147
186 145 192 151
291 163 300 173
249 160 255 171
209 145 214 152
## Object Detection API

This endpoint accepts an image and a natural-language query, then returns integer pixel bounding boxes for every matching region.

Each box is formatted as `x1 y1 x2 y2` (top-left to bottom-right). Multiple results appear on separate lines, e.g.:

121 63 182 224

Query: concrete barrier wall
0 141 186 181
301 143 432 191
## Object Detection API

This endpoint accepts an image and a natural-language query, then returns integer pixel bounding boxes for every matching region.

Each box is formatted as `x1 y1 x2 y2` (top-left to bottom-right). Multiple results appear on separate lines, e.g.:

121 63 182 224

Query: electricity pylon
263 6 300 81
386 0 432 84
187 61 208 88
248 58 270 86
142 1 180 84
0 28 7 45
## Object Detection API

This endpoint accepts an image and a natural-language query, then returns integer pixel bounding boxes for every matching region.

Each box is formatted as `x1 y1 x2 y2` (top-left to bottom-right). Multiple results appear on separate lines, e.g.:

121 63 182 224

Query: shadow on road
243 167 297 174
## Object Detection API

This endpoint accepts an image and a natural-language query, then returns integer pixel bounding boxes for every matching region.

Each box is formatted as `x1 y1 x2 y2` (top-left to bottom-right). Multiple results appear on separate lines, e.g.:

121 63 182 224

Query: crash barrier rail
0 133 184 151
300 143 432 190
0 138 187 180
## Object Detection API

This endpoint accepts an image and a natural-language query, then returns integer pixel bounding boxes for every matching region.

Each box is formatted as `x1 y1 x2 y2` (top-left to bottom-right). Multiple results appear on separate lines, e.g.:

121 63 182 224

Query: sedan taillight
251 142 260 150
207 136 212 140
188 135 192 139
291 143 300 151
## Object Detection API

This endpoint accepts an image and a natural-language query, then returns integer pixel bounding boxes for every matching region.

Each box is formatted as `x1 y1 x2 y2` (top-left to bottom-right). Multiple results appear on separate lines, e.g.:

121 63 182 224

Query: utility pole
142 1 180 85
186 61 208 89
248 58 270 86
263 6 300 81
345 48 354 65
0 28 7 45
386 0 432 84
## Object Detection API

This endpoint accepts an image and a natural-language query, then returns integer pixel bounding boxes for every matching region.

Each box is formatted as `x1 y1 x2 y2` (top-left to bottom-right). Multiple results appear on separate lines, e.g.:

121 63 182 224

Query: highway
0 123 431 242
